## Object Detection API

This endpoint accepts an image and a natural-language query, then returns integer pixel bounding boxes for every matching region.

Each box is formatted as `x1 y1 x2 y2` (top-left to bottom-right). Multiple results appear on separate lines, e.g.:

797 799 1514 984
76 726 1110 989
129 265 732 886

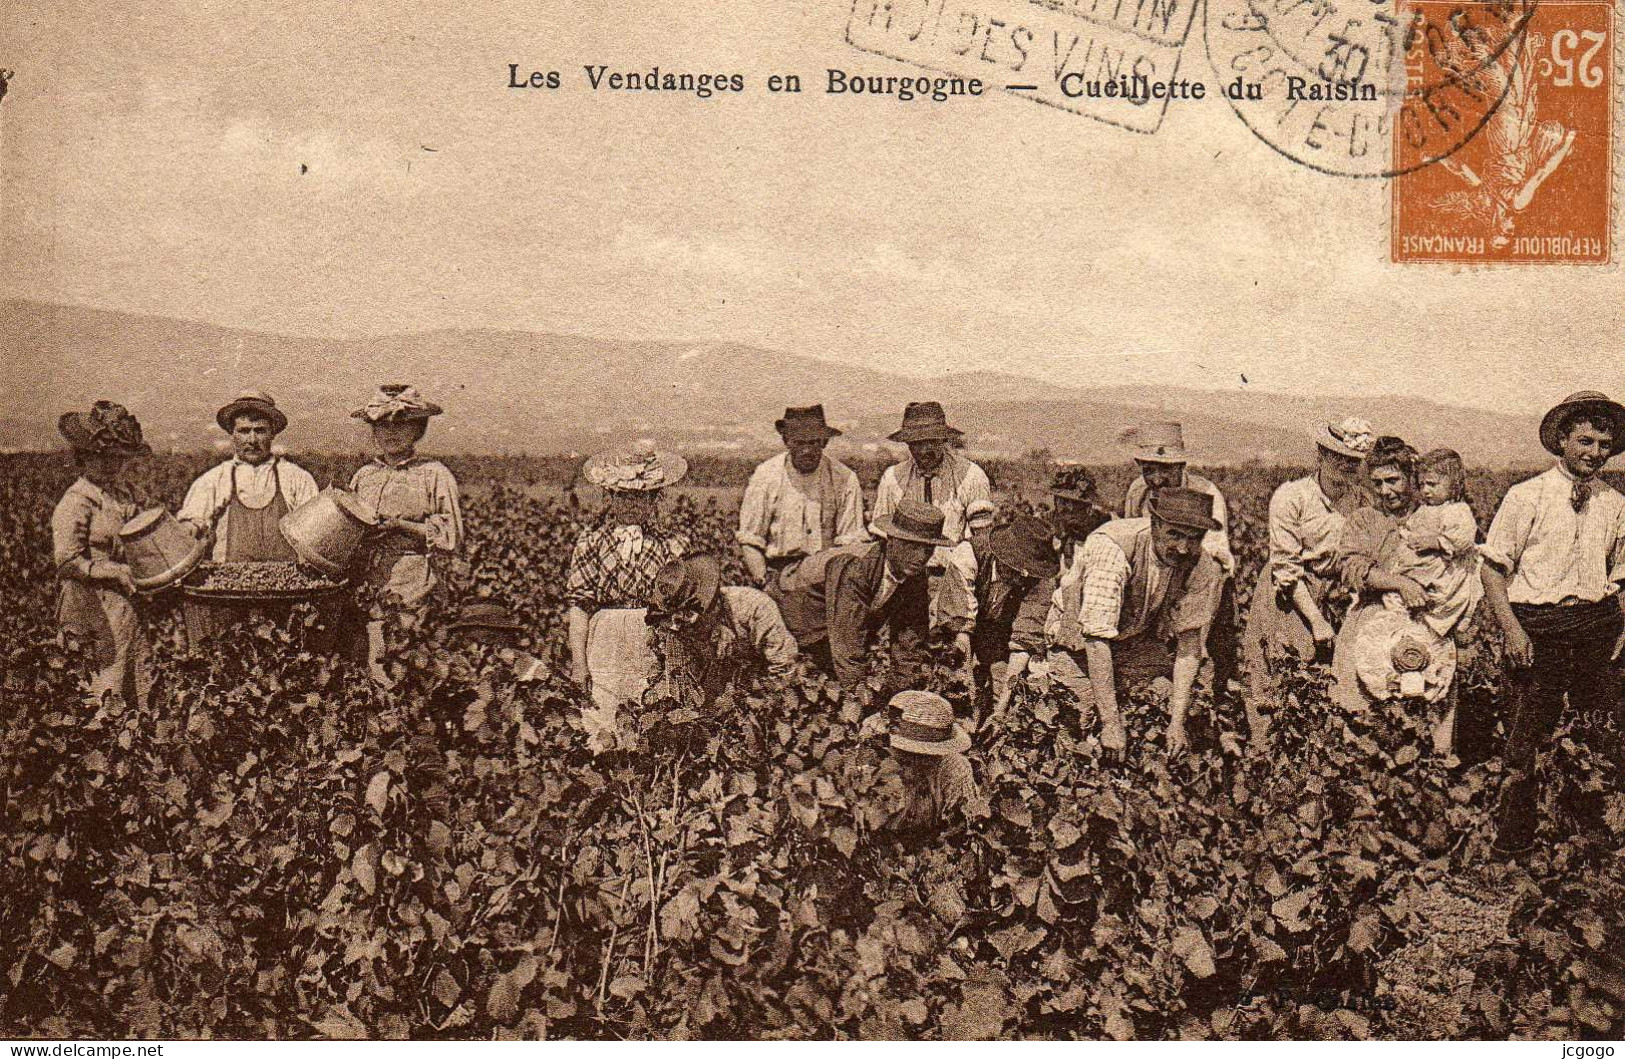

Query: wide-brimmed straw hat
583 444 689 492
873 498 952 548
989 516 1060 579
889 690 971 756
1316 417 1376 460
57 401 152 456
888 401 963 443
1128 421 1191 464
1539 391 1625 457
448 602 524 635
351 384 443 423
216 390 288 435
647 555 723 623
775 404 842 441
1147 486 1222 532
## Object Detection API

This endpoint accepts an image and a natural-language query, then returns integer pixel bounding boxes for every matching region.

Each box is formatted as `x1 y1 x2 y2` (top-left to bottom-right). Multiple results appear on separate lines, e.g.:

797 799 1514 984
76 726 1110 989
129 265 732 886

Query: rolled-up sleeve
832 467 869 546
424 464 463 553
1268 484 1309 593
1075 534 1131 640
736 462 776 550
1481 485 1534 576
51 490 98 580
740 591 799 678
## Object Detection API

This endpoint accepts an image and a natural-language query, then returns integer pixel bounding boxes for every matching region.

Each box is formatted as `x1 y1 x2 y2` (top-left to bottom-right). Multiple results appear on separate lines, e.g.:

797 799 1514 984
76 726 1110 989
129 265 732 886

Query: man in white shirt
1480 391 1625 857
870 401 992 629
177 391 319 638
736 404 867 588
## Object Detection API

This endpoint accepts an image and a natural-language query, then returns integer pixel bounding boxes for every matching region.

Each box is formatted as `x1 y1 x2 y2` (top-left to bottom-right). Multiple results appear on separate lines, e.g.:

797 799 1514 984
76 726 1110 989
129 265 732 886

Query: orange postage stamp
1392 0 1613 264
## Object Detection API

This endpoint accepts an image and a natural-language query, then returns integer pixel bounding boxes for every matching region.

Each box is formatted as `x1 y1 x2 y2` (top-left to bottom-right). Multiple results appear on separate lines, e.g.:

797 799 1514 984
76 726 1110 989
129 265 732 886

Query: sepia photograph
1 0 1622 1045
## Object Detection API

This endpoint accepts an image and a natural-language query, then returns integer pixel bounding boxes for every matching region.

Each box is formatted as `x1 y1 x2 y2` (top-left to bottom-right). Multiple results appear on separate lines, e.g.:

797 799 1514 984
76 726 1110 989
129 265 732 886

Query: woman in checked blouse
566 445 691 711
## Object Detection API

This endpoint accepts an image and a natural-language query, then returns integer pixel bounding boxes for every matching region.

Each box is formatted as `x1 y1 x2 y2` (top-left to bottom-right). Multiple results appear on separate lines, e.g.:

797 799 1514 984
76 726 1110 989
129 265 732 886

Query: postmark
1391 0 1613 263
1204 0 1538 178
843 0 1202 133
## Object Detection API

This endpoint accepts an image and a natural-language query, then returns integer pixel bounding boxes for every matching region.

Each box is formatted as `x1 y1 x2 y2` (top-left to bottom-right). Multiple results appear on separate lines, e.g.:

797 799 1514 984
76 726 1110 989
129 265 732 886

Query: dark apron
184 462 296 643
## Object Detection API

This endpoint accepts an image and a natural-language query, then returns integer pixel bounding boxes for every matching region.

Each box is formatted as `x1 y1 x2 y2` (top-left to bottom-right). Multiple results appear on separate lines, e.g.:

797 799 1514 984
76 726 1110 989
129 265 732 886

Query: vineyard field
1 451 1622 1040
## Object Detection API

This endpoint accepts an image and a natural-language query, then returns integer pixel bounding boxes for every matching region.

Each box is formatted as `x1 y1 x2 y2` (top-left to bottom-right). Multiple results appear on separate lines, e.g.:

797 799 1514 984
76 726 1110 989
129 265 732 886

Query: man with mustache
770 498 948 700
737 404 868 589
177 390 319 641
1045 487 1226 759
870 401 991 629
1481 391 1625 857
1120 421 1238 692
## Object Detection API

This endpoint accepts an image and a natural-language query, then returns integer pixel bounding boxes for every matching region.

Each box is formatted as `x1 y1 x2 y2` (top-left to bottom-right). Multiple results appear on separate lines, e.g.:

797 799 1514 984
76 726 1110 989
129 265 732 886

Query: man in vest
870 401 992 631
770 498 948 700
1045 487 1225 760
736 404 868 589
177 391 319 641
1119 422 1239 691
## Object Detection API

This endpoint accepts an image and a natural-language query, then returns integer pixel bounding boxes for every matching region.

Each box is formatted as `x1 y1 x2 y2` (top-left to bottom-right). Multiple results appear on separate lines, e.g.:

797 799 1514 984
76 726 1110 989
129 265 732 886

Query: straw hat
775 404 842 441
351 384 443 423
965 499 997 531
888 401 963 443
57 401 152 456
1316 417 1376 460
216 390 289 435
989 516 1060 579
873 498 952 548
889 690 971 756
1147 487 1222 532
582 445 688 492
1128 421 1191 464
1539 391 1625 457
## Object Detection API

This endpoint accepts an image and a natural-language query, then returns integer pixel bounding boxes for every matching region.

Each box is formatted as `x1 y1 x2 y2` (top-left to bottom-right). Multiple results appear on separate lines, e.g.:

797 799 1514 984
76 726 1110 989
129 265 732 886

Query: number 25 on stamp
1392 0 1613 264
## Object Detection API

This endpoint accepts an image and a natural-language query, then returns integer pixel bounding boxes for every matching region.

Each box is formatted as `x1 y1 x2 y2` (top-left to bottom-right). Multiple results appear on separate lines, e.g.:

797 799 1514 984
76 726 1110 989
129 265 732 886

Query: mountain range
1 299 1554 466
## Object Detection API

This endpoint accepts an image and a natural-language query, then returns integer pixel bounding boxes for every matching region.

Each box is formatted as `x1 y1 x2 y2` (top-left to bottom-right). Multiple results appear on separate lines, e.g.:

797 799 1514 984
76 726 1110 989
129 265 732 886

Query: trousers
1494 600 1623 851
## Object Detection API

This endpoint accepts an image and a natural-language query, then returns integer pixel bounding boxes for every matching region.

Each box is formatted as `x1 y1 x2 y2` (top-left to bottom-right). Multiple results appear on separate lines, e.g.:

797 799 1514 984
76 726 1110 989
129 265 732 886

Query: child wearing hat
880 690 981 832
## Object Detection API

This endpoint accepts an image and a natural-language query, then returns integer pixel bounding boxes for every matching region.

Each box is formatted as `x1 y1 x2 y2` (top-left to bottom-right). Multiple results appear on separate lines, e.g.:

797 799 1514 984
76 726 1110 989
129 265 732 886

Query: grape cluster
189 560 340 595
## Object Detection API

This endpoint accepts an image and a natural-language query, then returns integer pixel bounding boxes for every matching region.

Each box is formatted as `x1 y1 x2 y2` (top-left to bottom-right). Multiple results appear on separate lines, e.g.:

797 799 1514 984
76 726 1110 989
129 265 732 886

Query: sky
1 0 1620 415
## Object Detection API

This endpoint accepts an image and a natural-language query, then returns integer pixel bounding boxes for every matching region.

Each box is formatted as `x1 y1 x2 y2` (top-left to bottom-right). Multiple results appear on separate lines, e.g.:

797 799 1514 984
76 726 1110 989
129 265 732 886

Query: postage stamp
1391 0 1614 263
844 0 1202 133
1204 0 1538 178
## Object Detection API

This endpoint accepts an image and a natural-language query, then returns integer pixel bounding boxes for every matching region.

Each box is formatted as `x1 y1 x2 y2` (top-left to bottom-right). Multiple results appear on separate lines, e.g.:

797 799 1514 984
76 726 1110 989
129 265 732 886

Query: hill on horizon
1 299 1555 466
